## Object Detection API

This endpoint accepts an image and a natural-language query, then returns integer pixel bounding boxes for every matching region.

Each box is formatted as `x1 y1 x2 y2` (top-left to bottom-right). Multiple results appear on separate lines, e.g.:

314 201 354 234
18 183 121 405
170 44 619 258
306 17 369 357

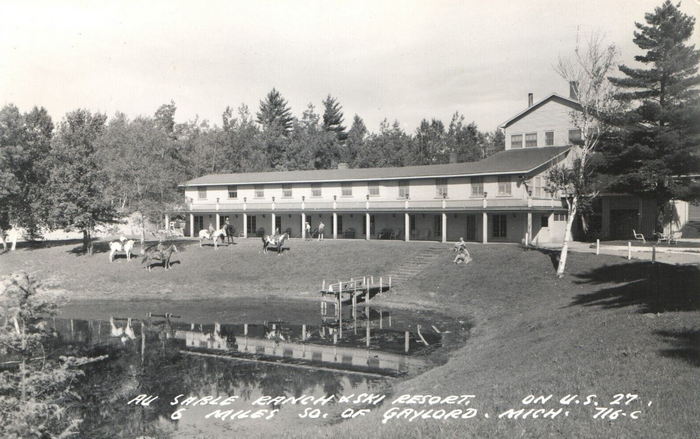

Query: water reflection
45 303 449 438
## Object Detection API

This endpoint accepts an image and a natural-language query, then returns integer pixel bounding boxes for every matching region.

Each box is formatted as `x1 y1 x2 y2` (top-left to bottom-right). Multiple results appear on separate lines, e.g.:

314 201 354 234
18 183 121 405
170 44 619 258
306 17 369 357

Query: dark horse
262 233 289 255
141 242 179 271
224 223 236 245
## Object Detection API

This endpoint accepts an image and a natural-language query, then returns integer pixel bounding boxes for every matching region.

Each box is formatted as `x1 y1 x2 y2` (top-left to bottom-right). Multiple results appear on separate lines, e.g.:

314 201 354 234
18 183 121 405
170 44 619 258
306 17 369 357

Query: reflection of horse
262 233 289 254
141 242 179 271
110 316 136 343
109 237 135 262
198 228 226 249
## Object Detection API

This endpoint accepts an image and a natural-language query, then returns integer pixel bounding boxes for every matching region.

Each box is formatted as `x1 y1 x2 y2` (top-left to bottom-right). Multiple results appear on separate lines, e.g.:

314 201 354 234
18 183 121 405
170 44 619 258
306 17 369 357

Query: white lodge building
178 88 689 243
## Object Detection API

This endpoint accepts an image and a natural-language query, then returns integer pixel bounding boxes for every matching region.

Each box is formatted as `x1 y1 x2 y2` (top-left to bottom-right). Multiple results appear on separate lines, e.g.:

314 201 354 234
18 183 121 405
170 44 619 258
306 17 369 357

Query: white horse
262 233 289 254
109 237 135 262
198 228 226 249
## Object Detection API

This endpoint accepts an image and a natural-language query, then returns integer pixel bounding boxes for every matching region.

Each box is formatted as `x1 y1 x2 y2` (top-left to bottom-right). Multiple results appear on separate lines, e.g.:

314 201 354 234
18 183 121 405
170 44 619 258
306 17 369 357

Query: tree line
0 90 504 251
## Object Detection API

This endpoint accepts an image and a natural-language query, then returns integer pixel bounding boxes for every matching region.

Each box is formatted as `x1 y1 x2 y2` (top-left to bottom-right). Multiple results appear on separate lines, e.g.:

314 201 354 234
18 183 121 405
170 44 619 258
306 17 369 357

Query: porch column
365 213 371 240
242 213 248 238
301 213 306 239
215 213 220 231
332 213 338 239
482 212 488 243
164 214 170 231
189 213 194 237
271 213 276 234
527 211 532 243
404 213 410 242
441 213 447 243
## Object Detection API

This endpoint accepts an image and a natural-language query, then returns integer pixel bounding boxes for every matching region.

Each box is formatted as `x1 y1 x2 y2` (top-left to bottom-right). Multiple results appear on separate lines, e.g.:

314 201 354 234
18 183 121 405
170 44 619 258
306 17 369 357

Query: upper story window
198 187 207 199
525 132 537 148
568 129 582 144
545 131 554 146
311 183 322 197
471 176 484 196
511 134 523 149
533 176 546 197
254 185 264 198
282 184 292 198
227 185 237 199
398 181 410 199
436 178 448 198
498 176 511 196
341 182 352 197
368 181 380 197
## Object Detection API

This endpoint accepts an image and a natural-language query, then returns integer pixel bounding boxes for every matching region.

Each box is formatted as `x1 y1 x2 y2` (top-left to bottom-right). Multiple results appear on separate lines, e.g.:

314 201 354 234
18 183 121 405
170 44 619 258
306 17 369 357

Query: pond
45 298 469 438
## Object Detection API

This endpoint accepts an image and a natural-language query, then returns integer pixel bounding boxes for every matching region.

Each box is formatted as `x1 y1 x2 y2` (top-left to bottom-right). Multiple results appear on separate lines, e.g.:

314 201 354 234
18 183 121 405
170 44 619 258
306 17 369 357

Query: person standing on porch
318 221 325 241
305 221 311 240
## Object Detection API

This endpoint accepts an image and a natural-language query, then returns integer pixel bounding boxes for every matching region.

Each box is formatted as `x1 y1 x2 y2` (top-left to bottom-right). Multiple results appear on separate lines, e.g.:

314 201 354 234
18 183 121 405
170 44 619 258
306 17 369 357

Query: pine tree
256 88 293 134
343 115 367 166
322 95 347 141
605 0 700 228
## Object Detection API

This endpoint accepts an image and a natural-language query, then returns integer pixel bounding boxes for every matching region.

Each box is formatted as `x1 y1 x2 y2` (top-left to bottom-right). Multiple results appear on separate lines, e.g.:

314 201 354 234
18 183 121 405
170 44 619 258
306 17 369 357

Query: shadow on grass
655 329 700 367
531 247 560 271
570 262 700 313
66 238 197 256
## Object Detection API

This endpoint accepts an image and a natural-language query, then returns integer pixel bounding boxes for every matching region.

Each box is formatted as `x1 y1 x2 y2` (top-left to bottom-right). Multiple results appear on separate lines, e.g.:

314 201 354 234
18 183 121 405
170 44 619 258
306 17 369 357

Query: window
311 183 322 197
525 132 537 148
227 185 237 199
436 178 448 198
511 134 523 149
541 215 549 228
282 184 292 198
398 181 409 199
533 176 546 198
497 176 511 196
197 187 207 199
341 183 352 197
254 185 264 198
568 129 582 144
545 131 554 146
492 214 507 238
471 176 484 196
368 181 379 197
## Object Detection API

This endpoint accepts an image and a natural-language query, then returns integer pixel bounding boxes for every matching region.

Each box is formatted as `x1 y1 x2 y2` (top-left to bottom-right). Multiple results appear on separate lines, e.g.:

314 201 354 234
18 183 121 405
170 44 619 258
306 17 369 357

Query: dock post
352 293 356 318
338 293 343 338
366 309 371 348
379 277 383 292
302 324 306 340
405 331 410 353
322 279 326 291
333 332 338 345
596 239 600 256
389 276 392 289
379 310 383 329
244 323 248 336
627 242 632 260
652 246 656 263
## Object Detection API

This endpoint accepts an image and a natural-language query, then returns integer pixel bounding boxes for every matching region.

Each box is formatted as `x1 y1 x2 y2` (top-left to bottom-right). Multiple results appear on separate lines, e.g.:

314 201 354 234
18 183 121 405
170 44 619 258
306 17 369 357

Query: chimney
337 162 348 169
569 81 579 100
527 93 533 107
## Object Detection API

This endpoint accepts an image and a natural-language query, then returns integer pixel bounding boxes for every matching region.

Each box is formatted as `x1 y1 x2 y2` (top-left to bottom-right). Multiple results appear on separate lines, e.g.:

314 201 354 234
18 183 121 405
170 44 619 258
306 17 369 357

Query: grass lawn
1 238 698 438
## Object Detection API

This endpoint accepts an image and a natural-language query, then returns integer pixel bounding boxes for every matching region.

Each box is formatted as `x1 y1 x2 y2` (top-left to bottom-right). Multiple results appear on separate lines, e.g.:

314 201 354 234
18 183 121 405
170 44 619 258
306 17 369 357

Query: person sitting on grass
454 237 467 253
453 246 471 265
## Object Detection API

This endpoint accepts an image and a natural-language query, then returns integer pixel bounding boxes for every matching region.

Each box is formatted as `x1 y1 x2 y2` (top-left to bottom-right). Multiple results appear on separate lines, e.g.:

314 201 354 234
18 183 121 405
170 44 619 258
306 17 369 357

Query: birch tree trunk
557 196 578 278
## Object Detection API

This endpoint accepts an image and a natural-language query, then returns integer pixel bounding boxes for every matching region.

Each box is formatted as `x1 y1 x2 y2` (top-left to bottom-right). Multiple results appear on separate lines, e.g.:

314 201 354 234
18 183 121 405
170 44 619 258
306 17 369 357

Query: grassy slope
1 239 698 438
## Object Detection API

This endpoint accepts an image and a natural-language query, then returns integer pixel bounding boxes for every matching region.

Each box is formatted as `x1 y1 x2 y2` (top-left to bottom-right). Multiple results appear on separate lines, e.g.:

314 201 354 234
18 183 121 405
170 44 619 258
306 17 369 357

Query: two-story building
177 85 688 243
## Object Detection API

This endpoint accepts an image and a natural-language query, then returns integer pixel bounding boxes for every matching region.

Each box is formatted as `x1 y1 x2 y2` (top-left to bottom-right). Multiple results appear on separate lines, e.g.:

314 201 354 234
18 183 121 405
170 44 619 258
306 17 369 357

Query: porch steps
385 245 446 287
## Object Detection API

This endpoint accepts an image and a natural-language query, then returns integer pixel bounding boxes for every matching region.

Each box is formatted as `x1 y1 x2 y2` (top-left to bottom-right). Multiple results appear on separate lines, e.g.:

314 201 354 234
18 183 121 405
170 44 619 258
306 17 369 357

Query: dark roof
500 93 582 129
181 146 571 187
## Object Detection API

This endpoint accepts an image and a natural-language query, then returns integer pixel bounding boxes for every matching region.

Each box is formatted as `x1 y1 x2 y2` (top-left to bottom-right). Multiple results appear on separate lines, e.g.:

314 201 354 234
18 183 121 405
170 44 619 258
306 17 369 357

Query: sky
0 0 697 133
